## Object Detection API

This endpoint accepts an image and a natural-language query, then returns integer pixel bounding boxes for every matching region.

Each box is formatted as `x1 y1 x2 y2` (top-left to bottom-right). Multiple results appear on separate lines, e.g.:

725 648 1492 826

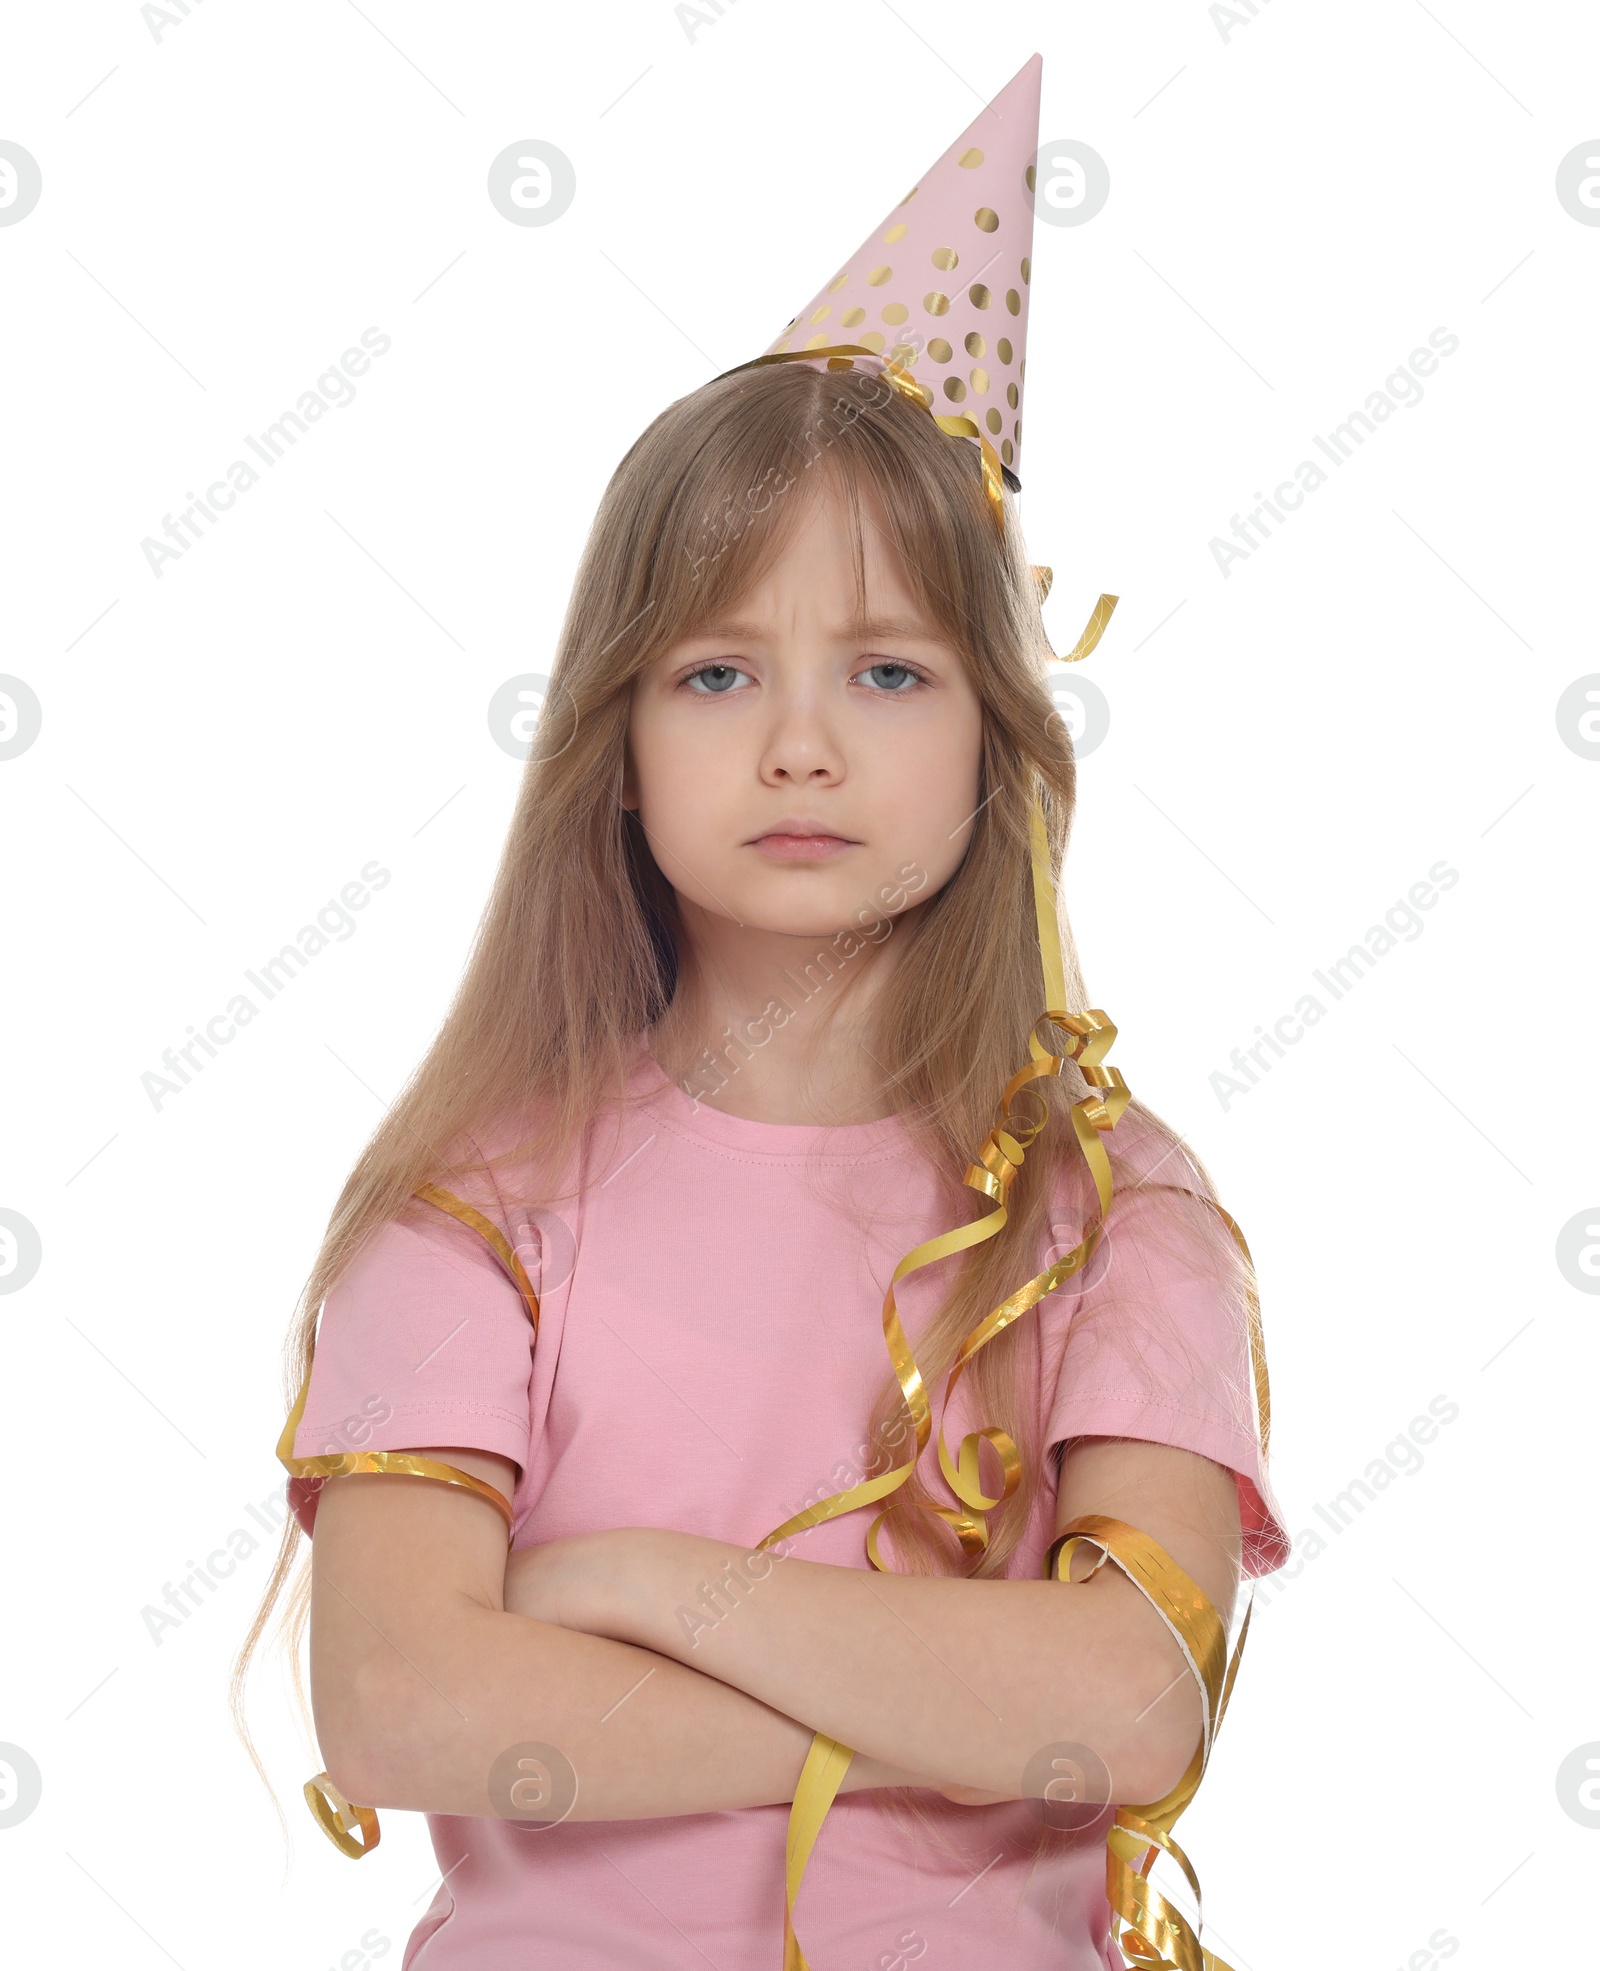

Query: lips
760 817 844 837
748 819 860 861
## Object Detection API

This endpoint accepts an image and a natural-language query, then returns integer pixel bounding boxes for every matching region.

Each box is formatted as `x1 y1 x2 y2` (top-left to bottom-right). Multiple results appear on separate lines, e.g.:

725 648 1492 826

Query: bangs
608 362 1012 686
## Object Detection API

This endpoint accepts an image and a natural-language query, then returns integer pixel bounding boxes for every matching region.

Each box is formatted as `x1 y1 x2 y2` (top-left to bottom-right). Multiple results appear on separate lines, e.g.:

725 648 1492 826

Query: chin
735 882 879 940
757 904 870 941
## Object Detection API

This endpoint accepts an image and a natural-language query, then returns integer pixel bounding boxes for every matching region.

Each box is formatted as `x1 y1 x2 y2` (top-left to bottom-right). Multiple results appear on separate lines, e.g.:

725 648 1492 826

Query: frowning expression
624 474 985 940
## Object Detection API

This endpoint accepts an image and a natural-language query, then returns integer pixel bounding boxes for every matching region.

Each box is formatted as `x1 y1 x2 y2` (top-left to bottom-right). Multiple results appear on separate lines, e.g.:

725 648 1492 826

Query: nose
758 685 845 787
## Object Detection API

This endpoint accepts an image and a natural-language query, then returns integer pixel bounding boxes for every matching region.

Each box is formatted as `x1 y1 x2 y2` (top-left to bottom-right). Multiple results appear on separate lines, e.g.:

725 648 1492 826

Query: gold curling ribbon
1044 1517 1261 1971
278 1185 541 1858
303 1771 380 1858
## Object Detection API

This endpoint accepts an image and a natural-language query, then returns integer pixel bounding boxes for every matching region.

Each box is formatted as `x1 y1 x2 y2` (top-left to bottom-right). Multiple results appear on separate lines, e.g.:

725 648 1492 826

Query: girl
236 56 1285 1971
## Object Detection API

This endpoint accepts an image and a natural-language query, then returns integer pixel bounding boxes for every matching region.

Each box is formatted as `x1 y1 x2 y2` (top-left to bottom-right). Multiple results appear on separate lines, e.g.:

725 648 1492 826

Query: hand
503 1527 735 1649
505 1540 1018 1807
503 1531 631 1634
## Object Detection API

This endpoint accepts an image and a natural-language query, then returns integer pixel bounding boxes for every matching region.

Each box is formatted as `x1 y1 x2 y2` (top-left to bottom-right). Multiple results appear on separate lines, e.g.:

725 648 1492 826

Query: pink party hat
759 54 1042 488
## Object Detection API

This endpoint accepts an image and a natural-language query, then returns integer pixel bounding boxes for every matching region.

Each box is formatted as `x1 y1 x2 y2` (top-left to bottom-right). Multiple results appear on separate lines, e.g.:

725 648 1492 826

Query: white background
2 2 1596 1966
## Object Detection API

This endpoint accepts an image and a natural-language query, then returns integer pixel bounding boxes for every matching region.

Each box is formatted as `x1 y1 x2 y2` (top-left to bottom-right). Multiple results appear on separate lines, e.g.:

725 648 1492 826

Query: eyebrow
680 616 939 642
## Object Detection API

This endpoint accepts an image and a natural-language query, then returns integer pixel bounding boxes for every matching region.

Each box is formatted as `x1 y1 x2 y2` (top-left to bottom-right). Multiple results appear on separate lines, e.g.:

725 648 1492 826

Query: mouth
747 819 861 862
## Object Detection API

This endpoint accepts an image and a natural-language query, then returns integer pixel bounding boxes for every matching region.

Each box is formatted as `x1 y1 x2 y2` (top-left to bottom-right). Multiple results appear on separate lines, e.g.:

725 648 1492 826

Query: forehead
683 469 940 638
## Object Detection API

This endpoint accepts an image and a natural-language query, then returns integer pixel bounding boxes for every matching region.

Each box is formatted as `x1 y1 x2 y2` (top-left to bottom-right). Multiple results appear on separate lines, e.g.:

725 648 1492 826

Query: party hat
760 53 1041 488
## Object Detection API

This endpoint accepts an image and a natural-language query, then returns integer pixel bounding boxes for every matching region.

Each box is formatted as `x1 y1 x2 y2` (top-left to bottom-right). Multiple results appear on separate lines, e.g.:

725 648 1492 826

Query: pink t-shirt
292 1044 1286 1971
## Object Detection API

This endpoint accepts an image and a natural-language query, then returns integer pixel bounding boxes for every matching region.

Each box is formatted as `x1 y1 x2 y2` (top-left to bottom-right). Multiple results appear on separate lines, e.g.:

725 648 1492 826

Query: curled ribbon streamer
1058 589 1119 664
1045 1509 1263 1969
1041 1170 1270 1971
277 1184 541 1857
781 1734 857 1971
303 1772 380 1859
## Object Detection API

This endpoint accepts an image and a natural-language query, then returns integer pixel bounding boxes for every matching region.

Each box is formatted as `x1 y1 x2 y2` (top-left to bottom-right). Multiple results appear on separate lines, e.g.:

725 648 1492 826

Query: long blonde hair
232 357 1253 1825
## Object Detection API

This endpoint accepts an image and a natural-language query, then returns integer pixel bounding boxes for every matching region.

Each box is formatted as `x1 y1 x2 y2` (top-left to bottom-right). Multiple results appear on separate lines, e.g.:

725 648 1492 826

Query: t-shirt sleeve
287 1201 536 1534
1044 1177 1289 1577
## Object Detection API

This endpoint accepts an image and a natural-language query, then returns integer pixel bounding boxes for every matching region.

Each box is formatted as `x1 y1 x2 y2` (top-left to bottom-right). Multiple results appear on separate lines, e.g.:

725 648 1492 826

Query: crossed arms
308 1434 1241 1821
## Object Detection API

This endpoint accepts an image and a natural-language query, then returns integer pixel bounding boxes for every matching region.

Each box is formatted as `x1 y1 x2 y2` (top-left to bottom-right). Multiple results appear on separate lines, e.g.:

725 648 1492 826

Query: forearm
601 1533 1198 1804
325 1598 940 1821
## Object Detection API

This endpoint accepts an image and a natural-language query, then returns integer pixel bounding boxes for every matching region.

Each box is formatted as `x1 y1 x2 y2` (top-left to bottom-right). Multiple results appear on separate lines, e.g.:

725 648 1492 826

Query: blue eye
862 662 920 691
686 664 745 694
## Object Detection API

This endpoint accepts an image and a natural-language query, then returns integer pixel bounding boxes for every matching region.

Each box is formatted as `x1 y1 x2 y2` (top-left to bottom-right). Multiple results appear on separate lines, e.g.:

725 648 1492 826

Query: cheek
629 716 725 834
875 705 982 824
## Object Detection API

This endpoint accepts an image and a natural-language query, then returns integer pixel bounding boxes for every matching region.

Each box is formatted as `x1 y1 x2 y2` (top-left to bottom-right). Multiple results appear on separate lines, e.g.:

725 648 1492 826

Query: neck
650 899 923 1125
